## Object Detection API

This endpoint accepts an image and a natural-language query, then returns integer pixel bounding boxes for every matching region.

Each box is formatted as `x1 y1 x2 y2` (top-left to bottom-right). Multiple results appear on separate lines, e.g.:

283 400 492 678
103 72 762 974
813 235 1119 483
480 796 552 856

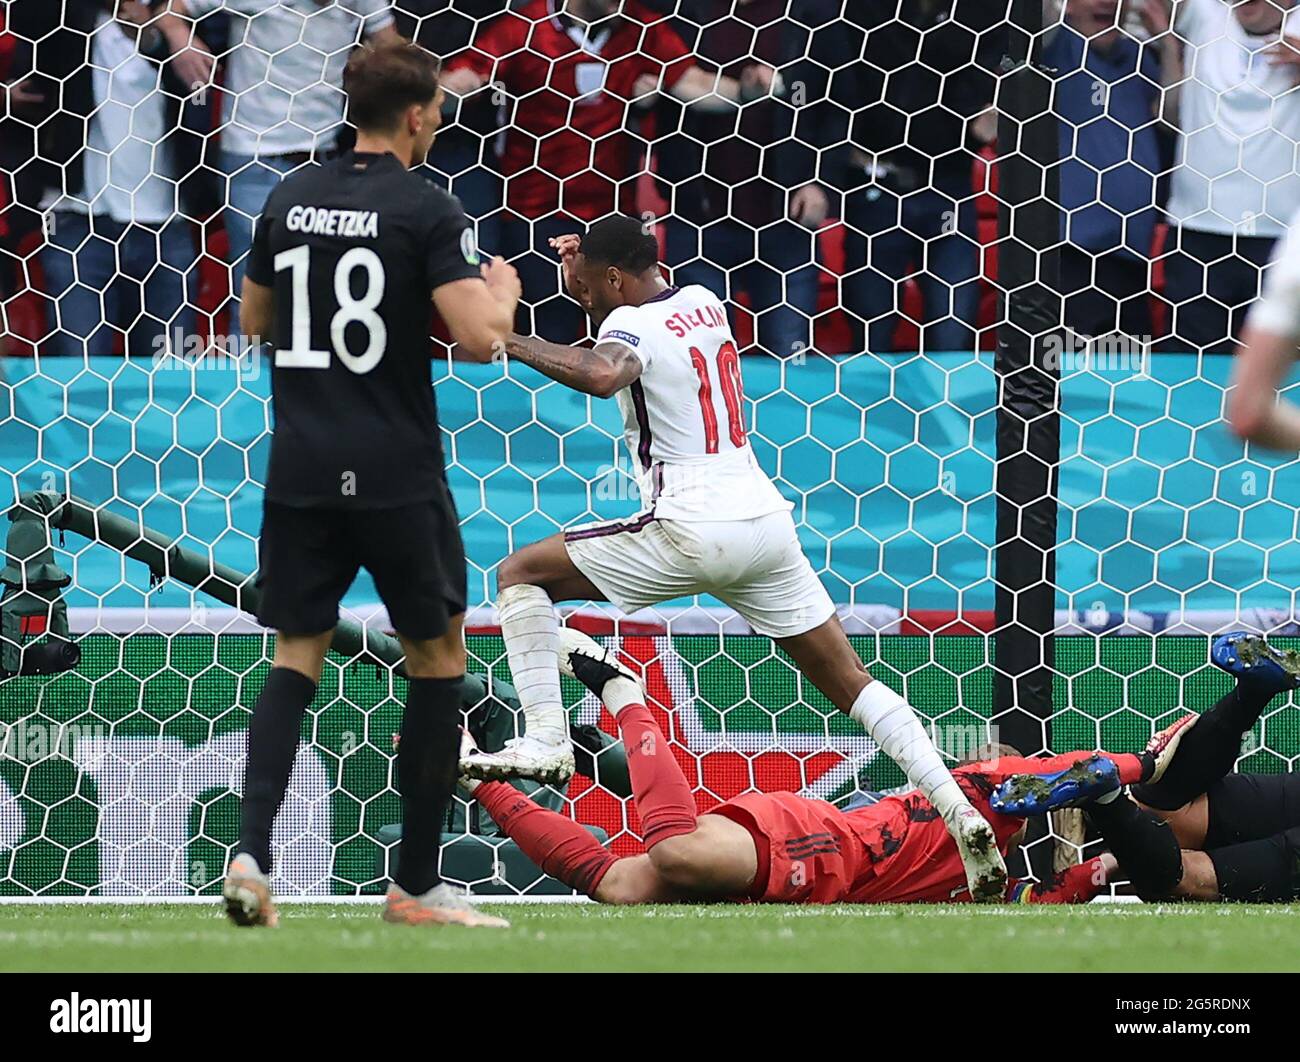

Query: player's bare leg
1134 792 1209 848
462 533 606 786
775 615 1008 902
1173 850 1221 900
590 854 681 904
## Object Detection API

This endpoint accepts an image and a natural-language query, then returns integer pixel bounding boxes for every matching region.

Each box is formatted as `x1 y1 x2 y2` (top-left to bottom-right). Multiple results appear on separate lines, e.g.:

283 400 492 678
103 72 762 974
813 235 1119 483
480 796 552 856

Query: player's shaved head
573 216 668 324
581 216 662 276
345 43 442 134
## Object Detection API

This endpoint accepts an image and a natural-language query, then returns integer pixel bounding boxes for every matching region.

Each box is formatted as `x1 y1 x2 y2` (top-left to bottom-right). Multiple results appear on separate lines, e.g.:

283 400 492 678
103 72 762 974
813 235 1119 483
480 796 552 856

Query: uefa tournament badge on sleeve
461 227 481 267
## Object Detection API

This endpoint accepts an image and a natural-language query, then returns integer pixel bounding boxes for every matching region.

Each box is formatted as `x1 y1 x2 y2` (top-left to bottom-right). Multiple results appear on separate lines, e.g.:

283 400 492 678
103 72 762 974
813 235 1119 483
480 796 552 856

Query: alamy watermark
0 718 108 764
1042 329 1152 376
151 328 264 380
50 994 151 1042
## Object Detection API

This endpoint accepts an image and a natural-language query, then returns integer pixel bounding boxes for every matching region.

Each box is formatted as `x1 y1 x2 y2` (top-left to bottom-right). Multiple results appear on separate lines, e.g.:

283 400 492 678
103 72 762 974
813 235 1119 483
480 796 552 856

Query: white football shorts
563 508 836 639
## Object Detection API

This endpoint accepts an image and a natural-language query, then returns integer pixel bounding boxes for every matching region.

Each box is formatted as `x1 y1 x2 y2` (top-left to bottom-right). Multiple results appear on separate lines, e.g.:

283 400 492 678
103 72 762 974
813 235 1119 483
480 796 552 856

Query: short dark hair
959 742 1022 767
582 216 661 274
344 43 442 133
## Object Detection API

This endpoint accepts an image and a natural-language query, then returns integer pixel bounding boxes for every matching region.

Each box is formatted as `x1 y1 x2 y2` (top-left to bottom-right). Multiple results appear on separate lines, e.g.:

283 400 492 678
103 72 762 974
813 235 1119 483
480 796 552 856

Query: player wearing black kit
222 43 521 929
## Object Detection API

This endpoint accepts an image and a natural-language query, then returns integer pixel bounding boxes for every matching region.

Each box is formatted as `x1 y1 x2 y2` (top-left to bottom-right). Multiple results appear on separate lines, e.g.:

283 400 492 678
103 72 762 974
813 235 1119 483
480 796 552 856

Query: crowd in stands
2 0 1300 359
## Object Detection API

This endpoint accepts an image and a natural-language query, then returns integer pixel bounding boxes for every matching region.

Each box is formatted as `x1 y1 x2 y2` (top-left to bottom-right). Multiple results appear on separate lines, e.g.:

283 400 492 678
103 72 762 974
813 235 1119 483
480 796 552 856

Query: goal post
995 0 1063 880
995 0 1063 760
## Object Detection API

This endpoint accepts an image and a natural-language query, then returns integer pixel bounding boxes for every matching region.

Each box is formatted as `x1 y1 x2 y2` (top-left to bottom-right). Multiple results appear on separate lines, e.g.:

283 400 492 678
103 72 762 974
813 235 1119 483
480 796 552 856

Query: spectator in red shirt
443 0 774 341
653 0 841 360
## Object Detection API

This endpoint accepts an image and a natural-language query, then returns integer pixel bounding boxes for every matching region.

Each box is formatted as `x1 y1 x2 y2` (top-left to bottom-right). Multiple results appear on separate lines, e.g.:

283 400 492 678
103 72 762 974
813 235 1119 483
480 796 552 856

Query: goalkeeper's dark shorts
254 485 467 641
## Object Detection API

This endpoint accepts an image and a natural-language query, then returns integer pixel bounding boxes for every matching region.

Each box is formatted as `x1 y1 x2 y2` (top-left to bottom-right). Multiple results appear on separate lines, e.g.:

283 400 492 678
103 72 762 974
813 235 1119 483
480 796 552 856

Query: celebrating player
462 629 1138 906
459 216 1009 901
223 42 521 929
993 632 1300 903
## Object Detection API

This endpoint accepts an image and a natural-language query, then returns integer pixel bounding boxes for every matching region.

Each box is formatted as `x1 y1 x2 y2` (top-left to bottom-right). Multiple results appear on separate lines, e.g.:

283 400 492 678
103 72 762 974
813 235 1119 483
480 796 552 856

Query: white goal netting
0 0 1297 897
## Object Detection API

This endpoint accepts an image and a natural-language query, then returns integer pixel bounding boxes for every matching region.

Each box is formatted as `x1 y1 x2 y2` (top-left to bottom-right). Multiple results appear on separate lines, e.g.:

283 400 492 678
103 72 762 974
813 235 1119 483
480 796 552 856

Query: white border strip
0 893 589 906
64 605 1300 637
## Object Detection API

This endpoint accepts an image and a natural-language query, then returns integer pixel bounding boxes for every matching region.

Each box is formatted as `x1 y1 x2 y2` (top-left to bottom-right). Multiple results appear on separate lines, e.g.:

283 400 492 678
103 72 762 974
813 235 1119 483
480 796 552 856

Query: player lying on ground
460 216 1009 901
993 632 1300 903
457 630 1200 905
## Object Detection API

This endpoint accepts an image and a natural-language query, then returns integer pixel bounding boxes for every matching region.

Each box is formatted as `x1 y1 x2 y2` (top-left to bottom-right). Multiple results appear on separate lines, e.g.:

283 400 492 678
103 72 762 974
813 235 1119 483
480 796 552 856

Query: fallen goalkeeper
991 632 1300 903
459 629 1189 906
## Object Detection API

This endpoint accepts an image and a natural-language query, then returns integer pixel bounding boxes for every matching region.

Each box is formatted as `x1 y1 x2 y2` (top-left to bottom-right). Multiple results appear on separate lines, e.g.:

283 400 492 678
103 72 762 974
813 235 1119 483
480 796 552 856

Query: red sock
1113 753 1145 786
615 703 697 849
1015 750 1146 786
475 782 617 897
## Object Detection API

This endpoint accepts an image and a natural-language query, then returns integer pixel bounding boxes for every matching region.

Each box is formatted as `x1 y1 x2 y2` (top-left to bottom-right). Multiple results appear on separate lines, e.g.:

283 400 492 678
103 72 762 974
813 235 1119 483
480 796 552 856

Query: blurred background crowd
1 0 1300 360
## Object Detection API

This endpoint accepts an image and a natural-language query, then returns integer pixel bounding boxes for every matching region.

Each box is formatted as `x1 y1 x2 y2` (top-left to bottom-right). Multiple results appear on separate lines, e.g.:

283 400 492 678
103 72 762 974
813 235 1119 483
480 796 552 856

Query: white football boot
383 882 510 928
459 733 576 787
222 852 278 928
460 628 643 785
949 805 1009 903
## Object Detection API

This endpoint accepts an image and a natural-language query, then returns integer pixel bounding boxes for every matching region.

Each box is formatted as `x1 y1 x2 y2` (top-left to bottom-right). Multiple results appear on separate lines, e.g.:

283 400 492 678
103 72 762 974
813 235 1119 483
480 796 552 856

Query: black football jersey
246 150 482 509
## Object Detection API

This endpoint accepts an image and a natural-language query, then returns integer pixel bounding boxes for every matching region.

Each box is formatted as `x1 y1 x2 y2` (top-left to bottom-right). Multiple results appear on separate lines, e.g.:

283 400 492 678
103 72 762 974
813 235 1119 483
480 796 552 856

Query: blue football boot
989 754 1120 816
1211 632 1300 698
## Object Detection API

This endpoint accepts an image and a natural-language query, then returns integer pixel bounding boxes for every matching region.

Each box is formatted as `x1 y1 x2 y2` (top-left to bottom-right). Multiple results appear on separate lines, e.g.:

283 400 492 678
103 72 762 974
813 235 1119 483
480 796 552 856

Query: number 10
689 341 747 452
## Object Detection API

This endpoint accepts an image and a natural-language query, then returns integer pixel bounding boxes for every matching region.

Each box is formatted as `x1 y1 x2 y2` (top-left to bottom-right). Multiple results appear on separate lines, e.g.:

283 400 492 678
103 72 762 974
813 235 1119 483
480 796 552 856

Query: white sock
599 676 643 720
849 681 969 822
1093 785 1122 805
497 583 566 746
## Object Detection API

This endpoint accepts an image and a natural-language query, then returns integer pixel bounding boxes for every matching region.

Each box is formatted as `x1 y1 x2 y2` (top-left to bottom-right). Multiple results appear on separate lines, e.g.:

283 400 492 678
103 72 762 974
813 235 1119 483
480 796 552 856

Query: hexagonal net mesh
0 1 1298 898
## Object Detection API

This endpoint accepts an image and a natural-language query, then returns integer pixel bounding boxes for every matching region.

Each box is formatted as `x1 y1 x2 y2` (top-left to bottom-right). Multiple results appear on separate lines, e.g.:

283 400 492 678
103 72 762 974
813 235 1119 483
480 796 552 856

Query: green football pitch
1 902 1297 973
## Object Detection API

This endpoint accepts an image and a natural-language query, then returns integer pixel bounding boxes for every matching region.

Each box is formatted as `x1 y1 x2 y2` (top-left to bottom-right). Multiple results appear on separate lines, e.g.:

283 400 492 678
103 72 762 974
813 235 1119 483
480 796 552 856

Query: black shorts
1205 772 1300 849
254 489 467 640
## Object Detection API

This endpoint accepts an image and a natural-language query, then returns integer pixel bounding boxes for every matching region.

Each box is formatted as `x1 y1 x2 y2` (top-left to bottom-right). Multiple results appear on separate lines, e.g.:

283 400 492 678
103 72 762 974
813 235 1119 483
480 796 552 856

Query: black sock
1086 795 1183 900
238 667 317 871
1207 826 1300 902
1131 684 1274 810
394 676 463 896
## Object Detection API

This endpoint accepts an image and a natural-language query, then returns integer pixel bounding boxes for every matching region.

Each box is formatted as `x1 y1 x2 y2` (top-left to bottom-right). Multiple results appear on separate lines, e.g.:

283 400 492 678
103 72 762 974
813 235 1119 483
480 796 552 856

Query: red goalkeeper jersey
710 750 1139 905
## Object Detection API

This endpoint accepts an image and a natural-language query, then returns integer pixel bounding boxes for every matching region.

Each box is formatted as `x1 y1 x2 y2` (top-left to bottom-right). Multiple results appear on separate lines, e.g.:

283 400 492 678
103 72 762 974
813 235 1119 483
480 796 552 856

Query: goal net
0 0 1298 898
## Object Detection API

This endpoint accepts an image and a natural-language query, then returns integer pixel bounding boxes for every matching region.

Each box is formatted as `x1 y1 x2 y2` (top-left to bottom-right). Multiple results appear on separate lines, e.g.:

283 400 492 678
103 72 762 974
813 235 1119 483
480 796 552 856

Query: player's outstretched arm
502 335 642 399
1230 215 1300 449
1230 324 1300 450
435 256 520 361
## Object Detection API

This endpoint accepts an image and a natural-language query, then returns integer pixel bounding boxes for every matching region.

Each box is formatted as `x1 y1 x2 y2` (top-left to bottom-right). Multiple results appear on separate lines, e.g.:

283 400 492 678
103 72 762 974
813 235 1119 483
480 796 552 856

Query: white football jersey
595 284 792 522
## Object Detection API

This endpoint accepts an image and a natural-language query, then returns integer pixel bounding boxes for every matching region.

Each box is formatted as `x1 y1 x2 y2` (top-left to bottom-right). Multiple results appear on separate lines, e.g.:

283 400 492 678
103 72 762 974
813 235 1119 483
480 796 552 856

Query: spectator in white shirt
1160 0 1300 353
158 0 403 330
40 0 197 357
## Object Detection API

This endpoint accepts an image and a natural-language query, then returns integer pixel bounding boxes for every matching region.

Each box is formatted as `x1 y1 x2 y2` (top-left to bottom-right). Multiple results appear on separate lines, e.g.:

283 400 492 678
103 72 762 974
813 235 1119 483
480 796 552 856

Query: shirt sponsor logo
285 205 379 238
604 329 640 347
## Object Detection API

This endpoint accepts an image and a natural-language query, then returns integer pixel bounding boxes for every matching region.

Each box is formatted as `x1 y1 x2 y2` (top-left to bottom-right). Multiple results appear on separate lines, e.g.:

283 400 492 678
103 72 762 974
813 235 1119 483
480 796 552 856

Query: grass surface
1 901 1297 972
